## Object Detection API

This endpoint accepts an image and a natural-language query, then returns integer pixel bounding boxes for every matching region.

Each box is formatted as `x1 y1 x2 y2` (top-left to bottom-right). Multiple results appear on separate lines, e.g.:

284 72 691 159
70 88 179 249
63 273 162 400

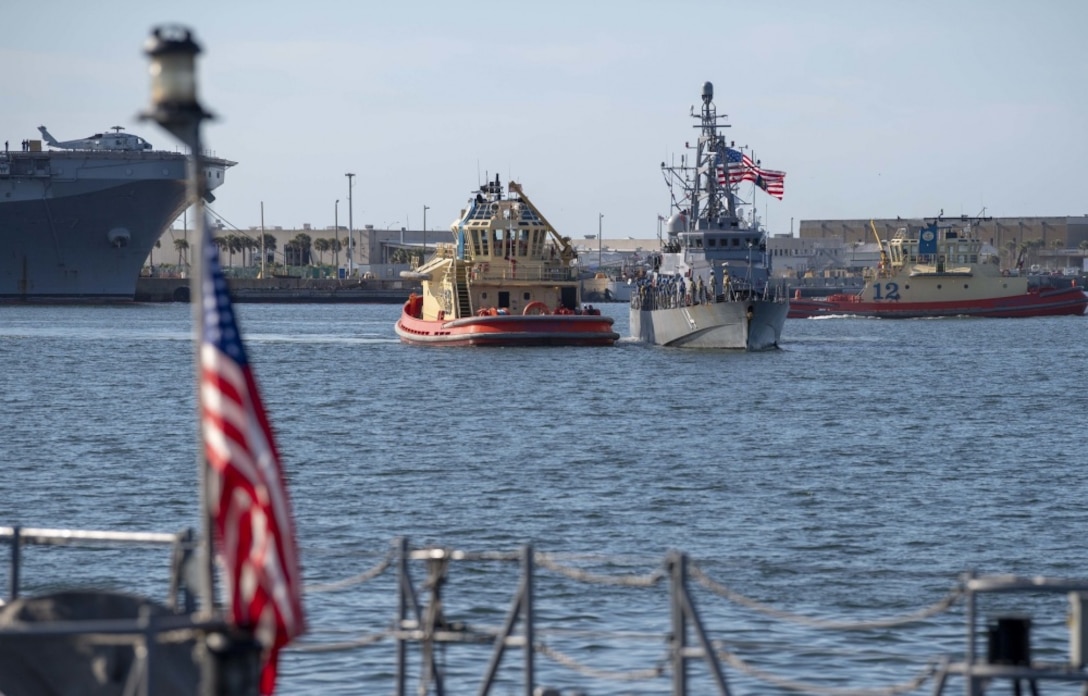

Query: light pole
140 23 215 614
422 204 429 263
334 199 339 275
598 212 603 269
346 173 355 276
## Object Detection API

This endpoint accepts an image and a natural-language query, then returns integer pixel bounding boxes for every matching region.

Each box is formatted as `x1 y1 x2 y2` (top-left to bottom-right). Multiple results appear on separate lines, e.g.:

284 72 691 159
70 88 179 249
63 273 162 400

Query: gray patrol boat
630 82 789 350
0 126 234 302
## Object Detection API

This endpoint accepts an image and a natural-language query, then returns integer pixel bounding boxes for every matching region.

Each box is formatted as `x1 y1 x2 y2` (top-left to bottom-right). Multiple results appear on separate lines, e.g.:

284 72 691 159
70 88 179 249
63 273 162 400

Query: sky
3 0 1086 242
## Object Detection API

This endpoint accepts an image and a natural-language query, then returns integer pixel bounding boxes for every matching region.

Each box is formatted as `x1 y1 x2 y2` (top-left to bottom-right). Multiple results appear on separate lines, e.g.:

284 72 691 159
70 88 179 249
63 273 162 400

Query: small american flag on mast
722 147 757 185
199 224 305 694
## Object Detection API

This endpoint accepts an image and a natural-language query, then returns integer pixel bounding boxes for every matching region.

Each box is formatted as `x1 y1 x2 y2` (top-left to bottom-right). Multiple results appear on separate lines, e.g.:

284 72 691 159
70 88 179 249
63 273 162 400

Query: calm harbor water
2 302 1087 694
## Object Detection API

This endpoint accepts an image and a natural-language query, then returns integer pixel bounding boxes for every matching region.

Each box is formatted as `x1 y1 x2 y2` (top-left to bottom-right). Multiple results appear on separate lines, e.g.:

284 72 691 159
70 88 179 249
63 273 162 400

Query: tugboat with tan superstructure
395 176 618 346
788 215 1088 319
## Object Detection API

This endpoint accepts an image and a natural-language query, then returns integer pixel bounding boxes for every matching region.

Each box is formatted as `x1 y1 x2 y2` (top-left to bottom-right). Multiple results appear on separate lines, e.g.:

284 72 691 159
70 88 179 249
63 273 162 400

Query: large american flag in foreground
199 225 306 694
717 147 787 199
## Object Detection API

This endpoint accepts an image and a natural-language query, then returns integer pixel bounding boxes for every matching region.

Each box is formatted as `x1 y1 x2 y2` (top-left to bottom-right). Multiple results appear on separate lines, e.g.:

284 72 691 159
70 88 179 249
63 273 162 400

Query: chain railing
7 530 1088 695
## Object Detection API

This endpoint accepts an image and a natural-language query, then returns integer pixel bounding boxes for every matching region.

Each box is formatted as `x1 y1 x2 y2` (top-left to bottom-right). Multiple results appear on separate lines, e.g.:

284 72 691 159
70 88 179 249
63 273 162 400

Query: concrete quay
135 277 417 303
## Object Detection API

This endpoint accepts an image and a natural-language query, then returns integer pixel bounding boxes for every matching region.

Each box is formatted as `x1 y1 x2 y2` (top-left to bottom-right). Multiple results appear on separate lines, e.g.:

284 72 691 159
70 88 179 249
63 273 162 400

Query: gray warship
630 82 789 350
0 125 234 302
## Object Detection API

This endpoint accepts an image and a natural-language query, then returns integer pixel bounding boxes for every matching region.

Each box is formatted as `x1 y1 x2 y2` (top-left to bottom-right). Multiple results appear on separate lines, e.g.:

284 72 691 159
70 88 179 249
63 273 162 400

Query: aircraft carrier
0 126 234 302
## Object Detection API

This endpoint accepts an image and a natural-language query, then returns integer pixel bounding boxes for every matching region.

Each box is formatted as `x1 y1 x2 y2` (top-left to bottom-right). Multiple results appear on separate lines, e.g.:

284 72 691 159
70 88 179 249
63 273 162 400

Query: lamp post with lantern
140 23 216 615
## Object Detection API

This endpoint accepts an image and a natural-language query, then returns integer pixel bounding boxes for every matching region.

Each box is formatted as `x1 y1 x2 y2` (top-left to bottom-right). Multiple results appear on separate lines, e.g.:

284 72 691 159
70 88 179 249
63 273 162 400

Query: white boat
630 82 789 350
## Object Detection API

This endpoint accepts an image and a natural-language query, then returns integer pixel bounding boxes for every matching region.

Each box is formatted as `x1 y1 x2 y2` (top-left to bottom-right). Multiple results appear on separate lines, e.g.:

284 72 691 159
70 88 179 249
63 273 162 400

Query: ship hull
788 286 1088 319
630 298 788 350
396 308 618 347
0 149 230 302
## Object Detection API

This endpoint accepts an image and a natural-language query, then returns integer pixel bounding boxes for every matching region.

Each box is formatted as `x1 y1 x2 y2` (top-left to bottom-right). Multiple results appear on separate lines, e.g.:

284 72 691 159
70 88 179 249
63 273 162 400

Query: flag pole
141 25 217 618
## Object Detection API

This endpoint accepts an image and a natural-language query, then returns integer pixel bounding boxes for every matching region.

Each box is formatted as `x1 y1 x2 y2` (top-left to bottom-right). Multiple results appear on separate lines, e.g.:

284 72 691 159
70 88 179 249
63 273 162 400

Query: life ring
523 301 550 315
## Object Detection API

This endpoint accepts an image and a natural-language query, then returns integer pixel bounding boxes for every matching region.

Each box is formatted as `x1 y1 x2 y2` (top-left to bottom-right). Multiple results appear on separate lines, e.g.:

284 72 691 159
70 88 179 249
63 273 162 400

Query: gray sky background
3 0 1084 241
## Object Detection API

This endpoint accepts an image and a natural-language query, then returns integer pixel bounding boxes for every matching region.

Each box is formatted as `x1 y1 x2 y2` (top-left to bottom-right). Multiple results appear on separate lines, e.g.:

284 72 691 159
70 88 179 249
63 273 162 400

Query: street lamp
346 173 355 276
334 199 339 275
598 212 604 269
423 204 429 262
140 23 214 613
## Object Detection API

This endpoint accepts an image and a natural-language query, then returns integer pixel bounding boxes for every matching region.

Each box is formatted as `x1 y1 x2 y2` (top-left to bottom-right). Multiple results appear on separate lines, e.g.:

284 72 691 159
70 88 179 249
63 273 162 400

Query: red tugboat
395 176 618 346
788 216 1088 319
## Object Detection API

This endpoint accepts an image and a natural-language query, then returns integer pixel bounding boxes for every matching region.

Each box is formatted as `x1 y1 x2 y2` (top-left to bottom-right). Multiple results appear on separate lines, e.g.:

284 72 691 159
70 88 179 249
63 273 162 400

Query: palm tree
313 238 331 264
291 233 313 265
174 238 189 266
227 234 245 267
260 234 277 266
284 240 301 267
1004 241 1018 269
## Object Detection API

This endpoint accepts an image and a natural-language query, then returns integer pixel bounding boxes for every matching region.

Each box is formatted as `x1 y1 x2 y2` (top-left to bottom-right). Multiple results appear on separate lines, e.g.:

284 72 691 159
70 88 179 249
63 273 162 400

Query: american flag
754 169 786 200
199 225 306 695
719 148 786 199
721 148 757 185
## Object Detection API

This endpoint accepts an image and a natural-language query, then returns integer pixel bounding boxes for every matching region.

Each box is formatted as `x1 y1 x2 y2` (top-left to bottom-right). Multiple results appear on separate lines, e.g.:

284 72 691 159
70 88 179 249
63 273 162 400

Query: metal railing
0 526 259 696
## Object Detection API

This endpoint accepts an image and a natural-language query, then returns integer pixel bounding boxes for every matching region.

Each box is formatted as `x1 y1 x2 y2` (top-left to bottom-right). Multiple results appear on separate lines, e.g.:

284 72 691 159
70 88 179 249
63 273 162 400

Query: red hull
788 286 1088 319
395 308 619 346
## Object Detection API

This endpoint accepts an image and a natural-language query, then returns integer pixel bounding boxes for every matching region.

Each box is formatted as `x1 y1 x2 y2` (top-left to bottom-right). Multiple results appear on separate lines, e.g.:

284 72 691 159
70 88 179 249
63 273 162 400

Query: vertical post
598 213 603 269
334 199 339 274
142 24 215 617
423 205 429 263
9 526 20 601
395 536 409 696
523 545 535 696
190 125 214 617
260 202 265 279
964 571 975 696
668 552 731 696
346 173 355 276
1071 592 1088 669
668 551 687 695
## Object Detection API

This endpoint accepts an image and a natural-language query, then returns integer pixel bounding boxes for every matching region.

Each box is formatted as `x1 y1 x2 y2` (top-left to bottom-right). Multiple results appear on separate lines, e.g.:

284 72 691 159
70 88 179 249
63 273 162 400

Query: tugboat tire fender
523 301 550 315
